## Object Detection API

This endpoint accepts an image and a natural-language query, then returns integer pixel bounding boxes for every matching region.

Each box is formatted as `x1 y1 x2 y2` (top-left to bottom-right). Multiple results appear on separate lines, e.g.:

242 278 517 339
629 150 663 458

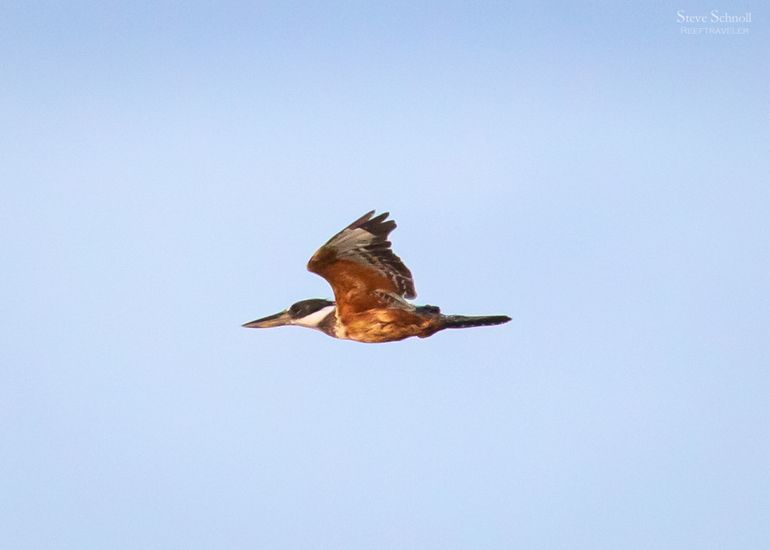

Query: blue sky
2 2 768 549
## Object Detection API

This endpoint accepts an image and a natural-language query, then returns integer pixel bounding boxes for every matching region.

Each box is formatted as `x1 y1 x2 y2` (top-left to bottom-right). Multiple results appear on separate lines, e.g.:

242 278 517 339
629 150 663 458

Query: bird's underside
243 210 510 343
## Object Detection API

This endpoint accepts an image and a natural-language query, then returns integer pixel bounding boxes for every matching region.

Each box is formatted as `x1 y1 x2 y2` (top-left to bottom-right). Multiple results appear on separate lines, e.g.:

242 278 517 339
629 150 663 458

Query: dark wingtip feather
348 210 376 229
359 211 396 238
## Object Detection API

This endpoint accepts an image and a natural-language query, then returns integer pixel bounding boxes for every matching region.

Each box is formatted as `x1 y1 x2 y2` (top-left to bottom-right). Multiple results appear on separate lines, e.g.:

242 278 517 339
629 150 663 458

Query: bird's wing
307 211 416 312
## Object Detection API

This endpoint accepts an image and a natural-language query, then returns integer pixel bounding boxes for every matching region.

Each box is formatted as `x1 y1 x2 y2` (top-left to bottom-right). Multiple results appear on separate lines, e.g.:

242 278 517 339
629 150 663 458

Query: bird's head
242 298 335 330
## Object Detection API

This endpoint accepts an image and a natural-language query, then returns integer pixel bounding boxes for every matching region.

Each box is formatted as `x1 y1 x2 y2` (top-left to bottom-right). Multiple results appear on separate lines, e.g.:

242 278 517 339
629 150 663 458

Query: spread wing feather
307 211 417 304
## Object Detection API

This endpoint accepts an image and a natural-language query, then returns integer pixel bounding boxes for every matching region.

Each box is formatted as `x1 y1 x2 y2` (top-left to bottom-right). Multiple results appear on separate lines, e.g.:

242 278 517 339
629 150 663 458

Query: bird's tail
441 314 511 329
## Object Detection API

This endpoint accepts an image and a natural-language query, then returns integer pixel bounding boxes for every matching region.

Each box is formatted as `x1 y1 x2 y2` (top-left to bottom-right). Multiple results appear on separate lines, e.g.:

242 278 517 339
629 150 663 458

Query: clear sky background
2 2 768 549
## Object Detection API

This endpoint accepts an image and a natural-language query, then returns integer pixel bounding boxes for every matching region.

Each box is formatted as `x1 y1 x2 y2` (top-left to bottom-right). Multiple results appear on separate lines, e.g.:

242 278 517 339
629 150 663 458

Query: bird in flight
243 211 511 343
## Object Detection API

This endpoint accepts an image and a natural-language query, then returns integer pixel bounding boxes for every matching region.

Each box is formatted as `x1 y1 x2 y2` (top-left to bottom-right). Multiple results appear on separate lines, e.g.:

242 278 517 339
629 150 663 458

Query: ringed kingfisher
243 211 511 343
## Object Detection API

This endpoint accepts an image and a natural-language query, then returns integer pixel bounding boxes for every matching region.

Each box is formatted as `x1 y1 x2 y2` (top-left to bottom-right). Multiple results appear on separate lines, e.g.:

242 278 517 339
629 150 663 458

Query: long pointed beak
242 310 292 329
